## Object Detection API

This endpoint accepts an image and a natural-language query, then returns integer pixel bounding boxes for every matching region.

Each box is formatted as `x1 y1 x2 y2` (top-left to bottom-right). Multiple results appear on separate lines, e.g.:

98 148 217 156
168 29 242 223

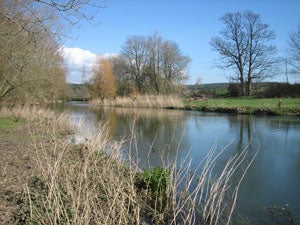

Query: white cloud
60 46 119 83
59 46 98 83
101 53 119 59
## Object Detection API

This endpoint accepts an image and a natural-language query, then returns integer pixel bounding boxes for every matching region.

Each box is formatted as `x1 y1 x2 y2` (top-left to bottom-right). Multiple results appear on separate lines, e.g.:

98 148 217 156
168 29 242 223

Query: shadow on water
51 102 300 224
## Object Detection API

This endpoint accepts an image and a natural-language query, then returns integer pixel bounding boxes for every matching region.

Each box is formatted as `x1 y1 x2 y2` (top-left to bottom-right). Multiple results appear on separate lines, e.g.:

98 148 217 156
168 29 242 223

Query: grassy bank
185 98 300 116
0 106 255 224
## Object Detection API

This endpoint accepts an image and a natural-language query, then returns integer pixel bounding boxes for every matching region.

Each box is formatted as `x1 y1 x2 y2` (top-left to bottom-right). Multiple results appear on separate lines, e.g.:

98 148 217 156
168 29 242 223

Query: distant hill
187 83 229 91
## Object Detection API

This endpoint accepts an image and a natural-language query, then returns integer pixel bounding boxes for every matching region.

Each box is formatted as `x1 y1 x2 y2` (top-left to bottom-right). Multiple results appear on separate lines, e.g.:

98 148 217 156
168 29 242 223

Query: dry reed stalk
124 120 258 225
1 106 257 225
20 108 143 224
89 94 184 109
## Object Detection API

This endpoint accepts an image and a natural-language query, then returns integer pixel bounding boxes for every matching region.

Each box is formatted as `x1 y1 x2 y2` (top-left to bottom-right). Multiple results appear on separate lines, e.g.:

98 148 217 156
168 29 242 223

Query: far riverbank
87 96 300 116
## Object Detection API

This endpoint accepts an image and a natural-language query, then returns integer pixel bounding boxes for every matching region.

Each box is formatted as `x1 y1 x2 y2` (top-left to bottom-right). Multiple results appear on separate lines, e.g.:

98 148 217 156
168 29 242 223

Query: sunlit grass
192 98 299 108
186 98 300 115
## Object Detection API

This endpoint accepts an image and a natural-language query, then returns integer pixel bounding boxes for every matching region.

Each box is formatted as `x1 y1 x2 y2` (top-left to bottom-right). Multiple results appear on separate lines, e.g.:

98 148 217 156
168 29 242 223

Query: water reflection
89 107 191 167
226 115 300 224
52 102 300 224
230 115 253 152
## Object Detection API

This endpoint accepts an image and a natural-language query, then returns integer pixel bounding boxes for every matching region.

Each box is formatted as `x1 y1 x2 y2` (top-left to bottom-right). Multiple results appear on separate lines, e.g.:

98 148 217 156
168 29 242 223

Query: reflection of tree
92 107 117 139
229 115 253 152
106 110 117 139
133 113 188 167
92 107 190 167
265 117 299 148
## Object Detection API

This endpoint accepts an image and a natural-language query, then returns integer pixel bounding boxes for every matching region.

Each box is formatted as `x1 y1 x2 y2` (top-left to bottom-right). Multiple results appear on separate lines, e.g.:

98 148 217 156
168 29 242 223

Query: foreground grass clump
0 106 255 225
0 118 20 129
140 167 171 195
185 98 300 116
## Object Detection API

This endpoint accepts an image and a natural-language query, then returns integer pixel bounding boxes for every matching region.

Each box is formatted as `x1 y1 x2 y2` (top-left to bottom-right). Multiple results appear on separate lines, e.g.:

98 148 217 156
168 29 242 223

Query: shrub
227 83 241 97
261 83 300 98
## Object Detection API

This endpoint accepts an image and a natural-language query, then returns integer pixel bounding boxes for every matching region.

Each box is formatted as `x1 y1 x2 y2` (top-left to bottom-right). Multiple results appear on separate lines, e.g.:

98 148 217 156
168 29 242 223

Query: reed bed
0 106 256 224
90 95 184 109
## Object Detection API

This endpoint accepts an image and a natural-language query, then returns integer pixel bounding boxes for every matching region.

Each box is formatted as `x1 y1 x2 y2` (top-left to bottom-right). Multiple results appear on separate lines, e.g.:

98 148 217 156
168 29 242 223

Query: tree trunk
240 71 246 96
247 80 252 96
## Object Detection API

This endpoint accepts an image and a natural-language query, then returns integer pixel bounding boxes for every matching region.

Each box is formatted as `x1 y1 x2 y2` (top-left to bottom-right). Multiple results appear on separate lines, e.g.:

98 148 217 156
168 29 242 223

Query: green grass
185 98 300 116
141 166 171 195
214 88 229 97
0 118 20 129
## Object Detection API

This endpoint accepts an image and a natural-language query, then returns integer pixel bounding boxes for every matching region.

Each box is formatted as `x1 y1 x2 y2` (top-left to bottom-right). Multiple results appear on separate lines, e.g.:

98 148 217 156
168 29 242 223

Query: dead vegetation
0 106 256 224
89 95 184 109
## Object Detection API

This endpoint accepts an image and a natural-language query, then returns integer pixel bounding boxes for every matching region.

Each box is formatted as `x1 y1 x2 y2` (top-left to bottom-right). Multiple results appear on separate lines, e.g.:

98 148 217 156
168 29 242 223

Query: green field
185 98 300 116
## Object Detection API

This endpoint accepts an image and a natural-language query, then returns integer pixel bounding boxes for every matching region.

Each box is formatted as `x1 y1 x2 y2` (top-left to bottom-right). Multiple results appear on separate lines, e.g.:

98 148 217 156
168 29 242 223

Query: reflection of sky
60 102 300 223
227 116 300 224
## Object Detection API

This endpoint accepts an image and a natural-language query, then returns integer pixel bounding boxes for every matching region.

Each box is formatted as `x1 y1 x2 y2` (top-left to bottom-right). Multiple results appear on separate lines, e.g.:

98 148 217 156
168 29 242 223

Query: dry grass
89 95 184 109
0 106 257 224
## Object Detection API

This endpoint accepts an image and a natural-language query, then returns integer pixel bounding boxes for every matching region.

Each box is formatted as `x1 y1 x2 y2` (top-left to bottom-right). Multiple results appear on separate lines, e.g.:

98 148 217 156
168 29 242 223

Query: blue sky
62 0 300 84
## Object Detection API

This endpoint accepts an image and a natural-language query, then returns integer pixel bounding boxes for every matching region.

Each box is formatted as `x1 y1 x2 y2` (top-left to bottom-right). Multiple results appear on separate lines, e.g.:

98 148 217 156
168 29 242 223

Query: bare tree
3 0 105 28
194 75 203 90
287 22 300 76
147 33 164 94
121 35 149 93
161 40 190 91
0 9 69 102
0 0 104 103
210 11 277 95
120 33 190 95
110 56 131 96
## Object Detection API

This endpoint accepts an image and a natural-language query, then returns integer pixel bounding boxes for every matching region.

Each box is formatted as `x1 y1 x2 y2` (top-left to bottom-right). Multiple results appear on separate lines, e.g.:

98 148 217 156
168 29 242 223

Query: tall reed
90 94 184 109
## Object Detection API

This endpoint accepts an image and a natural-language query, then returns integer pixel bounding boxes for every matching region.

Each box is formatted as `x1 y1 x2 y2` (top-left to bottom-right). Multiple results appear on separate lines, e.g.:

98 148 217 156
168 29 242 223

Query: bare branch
210 10 277 95
287 22 300 75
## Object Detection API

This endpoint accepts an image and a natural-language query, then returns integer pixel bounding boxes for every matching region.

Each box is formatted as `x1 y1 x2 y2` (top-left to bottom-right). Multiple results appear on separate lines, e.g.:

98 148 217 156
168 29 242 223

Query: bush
261 83 300 98
227 83 242 97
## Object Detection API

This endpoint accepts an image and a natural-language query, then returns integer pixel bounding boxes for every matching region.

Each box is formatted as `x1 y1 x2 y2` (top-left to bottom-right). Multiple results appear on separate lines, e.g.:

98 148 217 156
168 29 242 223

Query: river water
55 101 300 224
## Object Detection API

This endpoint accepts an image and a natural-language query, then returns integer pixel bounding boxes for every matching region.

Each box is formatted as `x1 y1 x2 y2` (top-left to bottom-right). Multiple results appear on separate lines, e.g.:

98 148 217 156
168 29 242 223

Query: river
54 101 300 224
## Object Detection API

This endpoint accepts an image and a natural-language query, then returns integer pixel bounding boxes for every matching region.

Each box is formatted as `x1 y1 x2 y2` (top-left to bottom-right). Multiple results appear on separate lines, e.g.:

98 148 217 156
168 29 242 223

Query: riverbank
89 96 300 116
184 98 300 116
0 106 252 225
